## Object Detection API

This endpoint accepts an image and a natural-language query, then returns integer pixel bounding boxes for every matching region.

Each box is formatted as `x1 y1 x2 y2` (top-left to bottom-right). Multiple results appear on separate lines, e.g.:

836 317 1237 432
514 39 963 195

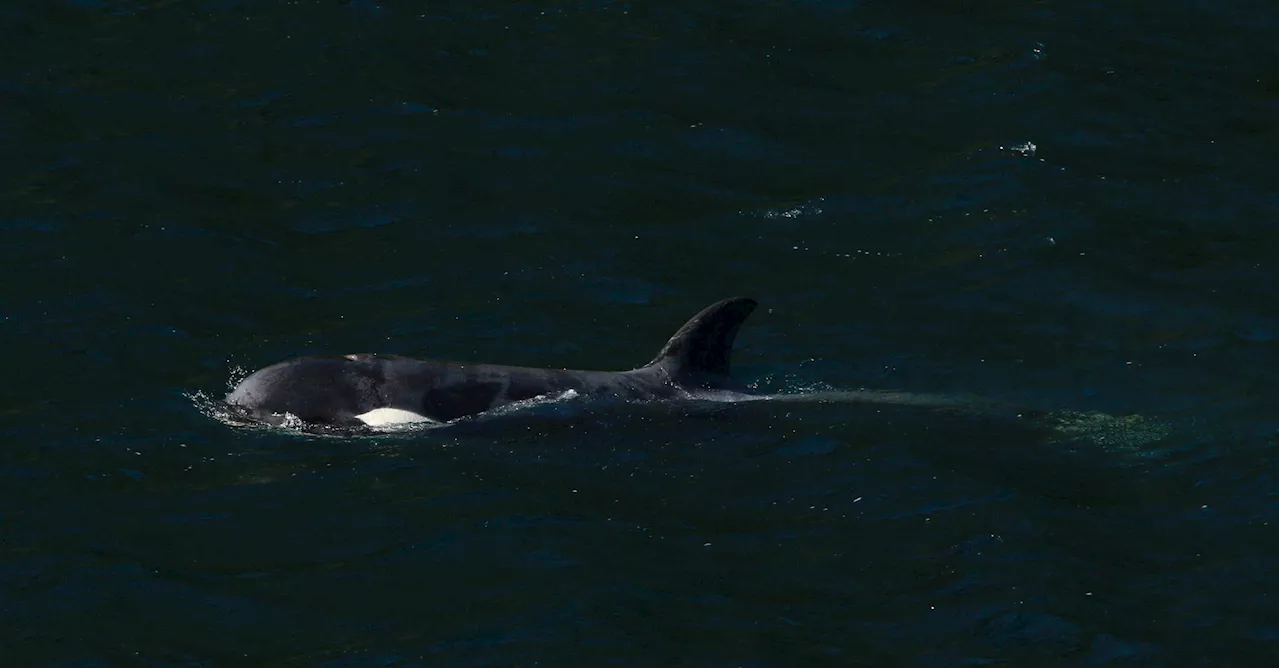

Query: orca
225 297 758 428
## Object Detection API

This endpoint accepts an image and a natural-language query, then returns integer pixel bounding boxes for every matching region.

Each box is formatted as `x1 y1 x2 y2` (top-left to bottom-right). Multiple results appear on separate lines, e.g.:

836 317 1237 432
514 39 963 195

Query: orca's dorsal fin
643 297 757 383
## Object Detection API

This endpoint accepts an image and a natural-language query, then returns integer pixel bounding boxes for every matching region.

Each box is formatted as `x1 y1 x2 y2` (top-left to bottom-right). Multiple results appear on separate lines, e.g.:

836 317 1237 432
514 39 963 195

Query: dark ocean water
1 0 1275 665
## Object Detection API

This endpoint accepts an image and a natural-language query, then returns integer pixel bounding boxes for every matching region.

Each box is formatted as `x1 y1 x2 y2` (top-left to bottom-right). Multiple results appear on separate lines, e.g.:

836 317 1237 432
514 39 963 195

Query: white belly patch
354 407 437 426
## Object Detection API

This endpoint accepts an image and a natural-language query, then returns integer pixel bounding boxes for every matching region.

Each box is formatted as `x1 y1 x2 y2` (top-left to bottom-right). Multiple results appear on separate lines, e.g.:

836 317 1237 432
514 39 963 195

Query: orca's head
226 356 375 426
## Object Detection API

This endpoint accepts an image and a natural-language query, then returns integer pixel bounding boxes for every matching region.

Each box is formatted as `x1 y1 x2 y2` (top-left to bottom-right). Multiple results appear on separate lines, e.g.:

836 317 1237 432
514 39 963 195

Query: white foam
355 407 438 426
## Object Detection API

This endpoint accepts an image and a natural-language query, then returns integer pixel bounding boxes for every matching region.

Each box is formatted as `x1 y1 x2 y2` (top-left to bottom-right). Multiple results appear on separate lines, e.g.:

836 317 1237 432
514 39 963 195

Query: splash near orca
225 297 758 428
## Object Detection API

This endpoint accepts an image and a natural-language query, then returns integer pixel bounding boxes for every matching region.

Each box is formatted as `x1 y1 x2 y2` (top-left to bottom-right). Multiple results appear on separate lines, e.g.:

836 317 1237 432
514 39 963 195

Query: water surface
0 0 1274 665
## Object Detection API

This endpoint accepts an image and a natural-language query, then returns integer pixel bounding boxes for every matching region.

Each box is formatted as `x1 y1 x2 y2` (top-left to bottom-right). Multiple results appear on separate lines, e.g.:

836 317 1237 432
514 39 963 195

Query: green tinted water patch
1039 410 1172 455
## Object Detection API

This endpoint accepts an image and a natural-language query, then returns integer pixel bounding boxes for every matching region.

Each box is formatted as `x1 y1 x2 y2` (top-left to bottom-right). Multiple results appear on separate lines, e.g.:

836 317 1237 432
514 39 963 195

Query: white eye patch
354 407 436 426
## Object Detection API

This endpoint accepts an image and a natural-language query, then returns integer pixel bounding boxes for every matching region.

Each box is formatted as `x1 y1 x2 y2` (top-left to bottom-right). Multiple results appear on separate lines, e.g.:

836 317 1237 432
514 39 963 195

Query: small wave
1041 410 1172 455
186 390 384 438
193 379 1170 456
190 387 590 436
761 388 1173 458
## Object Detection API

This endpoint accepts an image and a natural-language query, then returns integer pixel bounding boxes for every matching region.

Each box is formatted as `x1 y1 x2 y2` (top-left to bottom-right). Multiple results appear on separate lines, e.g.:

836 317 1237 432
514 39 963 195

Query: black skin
225 297 757 427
